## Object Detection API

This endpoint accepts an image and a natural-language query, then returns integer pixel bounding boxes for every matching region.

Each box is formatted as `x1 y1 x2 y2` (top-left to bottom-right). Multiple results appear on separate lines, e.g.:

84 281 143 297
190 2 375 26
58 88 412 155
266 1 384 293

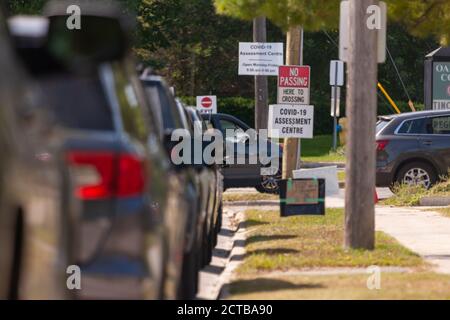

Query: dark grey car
202 113 283 193
376 110 450 189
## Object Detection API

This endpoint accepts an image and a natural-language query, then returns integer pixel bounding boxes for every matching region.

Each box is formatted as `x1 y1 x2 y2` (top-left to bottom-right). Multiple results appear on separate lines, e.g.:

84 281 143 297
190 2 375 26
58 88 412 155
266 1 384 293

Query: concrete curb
217 210 247 300
301 162 345 169
196 207 245 300
224 200 279 207
419 196 450 207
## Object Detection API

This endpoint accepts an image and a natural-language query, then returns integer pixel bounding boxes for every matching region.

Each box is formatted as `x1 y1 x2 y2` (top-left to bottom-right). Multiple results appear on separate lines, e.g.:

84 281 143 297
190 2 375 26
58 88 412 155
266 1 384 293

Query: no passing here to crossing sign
278 65 311 105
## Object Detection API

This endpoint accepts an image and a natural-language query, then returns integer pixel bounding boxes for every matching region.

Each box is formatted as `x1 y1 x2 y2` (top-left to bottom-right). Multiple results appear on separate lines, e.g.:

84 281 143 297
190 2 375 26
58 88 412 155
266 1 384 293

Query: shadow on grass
246 234 297 245
230 278 324 295
244 219 270 228
230 248 299 263
247 248 300 255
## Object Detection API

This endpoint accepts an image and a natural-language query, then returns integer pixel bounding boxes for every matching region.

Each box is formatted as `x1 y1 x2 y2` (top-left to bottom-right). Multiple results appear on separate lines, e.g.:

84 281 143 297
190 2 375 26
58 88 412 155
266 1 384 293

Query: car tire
395 161 437 190
201 222 211 267
256 166 282 194
179 248 198 299
212 204 222 247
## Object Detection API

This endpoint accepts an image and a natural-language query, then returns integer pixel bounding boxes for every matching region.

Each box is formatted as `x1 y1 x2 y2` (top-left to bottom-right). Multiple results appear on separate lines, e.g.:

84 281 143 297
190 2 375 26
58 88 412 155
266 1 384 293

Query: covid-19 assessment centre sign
238 42 284 76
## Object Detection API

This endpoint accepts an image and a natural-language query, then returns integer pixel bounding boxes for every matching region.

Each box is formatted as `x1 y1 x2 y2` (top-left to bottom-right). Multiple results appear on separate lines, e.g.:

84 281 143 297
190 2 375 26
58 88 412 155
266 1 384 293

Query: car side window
431 116 450 134
112 63 148 142
397 118 427 134
220 119 248 144
220 119 243 133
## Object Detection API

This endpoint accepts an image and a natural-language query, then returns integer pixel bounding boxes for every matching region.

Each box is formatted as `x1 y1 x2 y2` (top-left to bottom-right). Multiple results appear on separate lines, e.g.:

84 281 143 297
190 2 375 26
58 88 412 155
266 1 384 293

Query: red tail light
376 140 389 151
116 154 146 197
67 151 146 200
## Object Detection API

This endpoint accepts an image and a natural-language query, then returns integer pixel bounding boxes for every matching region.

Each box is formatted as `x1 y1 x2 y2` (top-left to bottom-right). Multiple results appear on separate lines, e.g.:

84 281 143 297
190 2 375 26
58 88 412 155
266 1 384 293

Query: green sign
433 62 450 110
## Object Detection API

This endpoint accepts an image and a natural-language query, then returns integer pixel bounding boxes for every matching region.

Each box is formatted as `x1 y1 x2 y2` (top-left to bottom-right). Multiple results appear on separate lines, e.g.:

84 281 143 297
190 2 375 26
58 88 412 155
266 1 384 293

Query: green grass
223 192 278 202
430 207 450 218
236 208 424 275
301 135 345 163
338 171 345 182
382 179 450 206
228 273 450 300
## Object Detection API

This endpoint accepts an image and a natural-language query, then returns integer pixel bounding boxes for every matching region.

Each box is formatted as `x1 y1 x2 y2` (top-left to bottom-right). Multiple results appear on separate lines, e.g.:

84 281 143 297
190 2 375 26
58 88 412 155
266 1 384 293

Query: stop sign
201 97 213 108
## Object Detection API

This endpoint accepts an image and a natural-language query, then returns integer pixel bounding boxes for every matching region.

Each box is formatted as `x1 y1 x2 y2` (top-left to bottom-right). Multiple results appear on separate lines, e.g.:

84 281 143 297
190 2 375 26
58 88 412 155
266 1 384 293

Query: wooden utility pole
344 0 378 250
282 26 303 179
253 16 269 130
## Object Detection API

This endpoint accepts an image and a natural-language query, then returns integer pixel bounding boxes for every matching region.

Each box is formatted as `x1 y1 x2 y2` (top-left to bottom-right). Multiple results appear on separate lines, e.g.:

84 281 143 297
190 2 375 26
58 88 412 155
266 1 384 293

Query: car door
418 115 450 173
215 115 260 180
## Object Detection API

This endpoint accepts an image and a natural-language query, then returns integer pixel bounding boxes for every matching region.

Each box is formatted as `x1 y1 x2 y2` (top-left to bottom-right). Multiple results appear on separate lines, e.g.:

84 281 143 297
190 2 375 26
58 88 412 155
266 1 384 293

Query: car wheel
396 161 437 190
179 248 198 299
201 222 211 267
256 170 281 194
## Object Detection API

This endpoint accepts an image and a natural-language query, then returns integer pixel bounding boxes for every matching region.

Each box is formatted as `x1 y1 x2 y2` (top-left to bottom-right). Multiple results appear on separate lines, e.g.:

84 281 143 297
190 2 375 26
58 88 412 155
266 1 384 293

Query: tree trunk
253 16 268 130
282 26 303 179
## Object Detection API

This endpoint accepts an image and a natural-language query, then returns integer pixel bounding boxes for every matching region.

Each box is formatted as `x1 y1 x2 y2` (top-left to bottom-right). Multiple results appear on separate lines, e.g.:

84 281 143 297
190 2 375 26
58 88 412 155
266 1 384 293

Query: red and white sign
277 65 310 105
196 95 217 114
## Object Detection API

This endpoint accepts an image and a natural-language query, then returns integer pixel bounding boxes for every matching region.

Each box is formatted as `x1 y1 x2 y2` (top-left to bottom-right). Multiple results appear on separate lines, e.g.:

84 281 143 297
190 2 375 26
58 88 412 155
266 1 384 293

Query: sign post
330 60 345 151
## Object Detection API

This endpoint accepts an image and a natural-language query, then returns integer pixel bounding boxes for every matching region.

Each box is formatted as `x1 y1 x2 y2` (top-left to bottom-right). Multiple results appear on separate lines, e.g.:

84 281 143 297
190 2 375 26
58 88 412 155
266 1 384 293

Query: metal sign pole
333 86 338 151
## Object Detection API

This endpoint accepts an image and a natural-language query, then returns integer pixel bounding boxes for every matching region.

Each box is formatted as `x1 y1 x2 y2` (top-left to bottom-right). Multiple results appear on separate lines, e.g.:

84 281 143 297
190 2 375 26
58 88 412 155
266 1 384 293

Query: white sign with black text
277 65 311 105
268 104 314 139
238 42 284 76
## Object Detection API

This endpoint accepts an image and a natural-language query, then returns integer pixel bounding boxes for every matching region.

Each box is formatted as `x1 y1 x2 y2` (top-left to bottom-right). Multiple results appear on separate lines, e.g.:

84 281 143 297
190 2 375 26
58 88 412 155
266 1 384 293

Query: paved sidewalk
376 206 450 274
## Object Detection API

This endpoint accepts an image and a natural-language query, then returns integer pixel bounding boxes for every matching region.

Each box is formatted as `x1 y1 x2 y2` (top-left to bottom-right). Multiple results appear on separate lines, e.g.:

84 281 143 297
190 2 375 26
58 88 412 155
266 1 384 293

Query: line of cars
0 0 223 299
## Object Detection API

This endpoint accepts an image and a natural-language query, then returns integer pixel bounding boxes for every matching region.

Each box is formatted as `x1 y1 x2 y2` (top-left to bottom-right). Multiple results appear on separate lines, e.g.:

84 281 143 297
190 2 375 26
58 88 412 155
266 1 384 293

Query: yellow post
377 82 401 114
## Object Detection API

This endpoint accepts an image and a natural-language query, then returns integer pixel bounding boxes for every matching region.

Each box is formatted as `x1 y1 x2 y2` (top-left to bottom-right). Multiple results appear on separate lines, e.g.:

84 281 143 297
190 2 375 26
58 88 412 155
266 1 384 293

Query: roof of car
378 110 450 121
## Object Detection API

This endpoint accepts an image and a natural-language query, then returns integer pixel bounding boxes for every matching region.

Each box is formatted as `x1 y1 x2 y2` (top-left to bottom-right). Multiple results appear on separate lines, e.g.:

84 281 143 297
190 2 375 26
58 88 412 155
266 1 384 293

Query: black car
0 9 77 299
140 74 211 298
10 2 189 300
376 110 450 189
202 113 282 193
184 106 224 254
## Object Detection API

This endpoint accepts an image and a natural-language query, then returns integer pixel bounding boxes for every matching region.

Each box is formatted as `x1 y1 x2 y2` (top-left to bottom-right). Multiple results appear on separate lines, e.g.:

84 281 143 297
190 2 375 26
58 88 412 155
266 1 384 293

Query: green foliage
214 0 340 31
383 178 450 207
389 1 450 45
215 0 450 45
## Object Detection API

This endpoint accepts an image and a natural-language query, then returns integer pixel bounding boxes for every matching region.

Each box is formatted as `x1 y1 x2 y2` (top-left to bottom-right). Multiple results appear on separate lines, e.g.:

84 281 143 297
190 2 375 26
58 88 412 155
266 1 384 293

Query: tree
215 0 450 44
215 0 340 31
389 1 450 45
135 0 255 96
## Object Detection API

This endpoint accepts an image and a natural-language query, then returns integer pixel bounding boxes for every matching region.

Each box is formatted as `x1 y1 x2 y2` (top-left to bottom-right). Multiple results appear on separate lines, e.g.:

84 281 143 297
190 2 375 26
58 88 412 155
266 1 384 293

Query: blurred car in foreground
202 113 282 194
0 8 77 299
9 1 189 299
376 110 450 189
